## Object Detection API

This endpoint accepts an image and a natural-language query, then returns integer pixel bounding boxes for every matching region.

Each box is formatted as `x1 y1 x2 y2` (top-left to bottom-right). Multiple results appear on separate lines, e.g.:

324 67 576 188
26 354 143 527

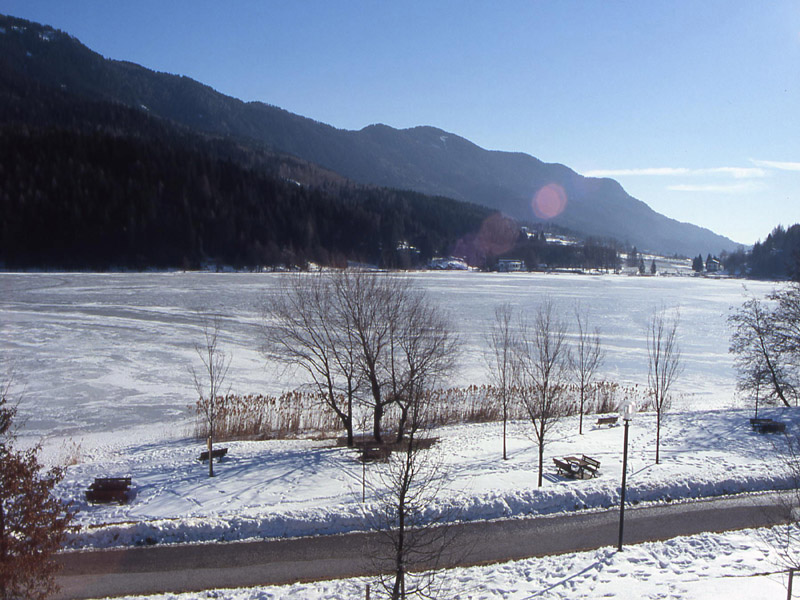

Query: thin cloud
585 167 691 177
585 166 765 179
750 159 800 172
667 182 765 193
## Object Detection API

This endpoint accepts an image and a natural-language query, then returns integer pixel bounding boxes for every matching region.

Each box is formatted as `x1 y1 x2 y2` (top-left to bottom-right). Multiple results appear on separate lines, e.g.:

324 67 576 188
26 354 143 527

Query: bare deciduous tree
770 284 800 377
334 271 404 444
647 308 683 465
1 378 74 600
264 271 457 446
368 390 458 599
191 314 231 477
387 290 458 444
516 299 571 487
262 274 360 446
486 304 518 460
569 306 604 435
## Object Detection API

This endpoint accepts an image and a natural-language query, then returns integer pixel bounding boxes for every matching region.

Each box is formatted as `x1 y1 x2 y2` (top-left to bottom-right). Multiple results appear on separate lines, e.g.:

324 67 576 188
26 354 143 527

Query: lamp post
618 401 636 552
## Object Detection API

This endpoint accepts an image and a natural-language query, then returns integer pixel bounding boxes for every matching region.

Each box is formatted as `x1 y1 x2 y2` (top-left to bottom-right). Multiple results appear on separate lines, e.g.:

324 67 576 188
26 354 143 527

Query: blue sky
3 1 799 246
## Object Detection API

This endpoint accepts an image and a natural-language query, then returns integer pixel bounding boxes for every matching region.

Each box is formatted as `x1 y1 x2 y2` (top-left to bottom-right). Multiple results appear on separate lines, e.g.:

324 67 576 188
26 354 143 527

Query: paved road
54 492 791 599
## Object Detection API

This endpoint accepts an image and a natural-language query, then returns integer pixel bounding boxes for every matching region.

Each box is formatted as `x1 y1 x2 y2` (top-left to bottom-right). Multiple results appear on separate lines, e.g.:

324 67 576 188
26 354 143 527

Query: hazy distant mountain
0 14 738 256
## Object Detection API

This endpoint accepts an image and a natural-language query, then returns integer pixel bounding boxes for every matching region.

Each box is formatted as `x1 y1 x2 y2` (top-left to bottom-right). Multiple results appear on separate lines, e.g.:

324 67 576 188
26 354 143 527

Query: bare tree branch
485 303 519 460
516 299 571 487
190 313 231 477
569 305 605 435
647 308 683 465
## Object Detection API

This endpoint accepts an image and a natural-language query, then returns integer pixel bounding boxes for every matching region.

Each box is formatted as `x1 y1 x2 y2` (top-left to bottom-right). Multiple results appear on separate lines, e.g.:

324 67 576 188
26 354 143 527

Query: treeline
0 124 495 270
499 229 621 271
0 58 624 273
708 224 800 281
748 224 800 280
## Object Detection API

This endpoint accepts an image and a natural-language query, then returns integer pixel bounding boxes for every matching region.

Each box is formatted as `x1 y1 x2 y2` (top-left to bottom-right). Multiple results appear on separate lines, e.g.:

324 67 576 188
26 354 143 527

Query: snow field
94 526 789 599
59 407 800 550
4 272 795 597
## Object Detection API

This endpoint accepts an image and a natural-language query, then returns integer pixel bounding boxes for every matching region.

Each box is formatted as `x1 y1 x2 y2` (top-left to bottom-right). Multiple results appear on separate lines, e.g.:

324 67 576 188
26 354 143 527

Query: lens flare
452 213 518 266
532 183 568 220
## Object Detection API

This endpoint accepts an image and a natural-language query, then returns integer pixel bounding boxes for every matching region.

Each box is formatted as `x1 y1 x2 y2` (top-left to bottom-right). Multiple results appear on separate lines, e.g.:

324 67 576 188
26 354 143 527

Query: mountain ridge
0 13 738 256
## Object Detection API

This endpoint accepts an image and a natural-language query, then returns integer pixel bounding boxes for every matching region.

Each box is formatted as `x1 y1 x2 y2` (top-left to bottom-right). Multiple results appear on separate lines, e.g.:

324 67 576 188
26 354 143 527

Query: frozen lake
0 271 780 438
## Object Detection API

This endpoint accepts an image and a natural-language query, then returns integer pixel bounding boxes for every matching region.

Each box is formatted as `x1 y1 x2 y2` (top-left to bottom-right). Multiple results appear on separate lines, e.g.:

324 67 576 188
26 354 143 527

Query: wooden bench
360 445 391 463
750 418 772 429
596 416 618 427
580 455 600 477
755 420 787 434
553 457 578 477
199 447 228 462
85 477 131 504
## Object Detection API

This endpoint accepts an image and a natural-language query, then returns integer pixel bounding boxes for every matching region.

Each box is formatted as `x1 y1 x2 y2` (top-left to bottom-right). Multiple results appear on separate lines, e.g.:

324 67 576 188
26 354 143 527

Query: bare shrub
1 378 74 600
58 438 83 467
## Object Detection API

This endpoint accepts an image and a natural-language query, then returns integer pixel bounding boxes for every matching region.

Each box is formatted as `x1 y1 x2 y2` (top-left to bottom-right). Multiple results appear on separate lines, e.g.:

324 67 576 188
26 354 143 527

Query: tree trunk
537 439 544 487
396 405 409 444
655 412 661 465
502 402 507 460
345 414 354 447
207 434 214 477
761 338 791 407
373 403 383 444
392 494 406 599
0 498 5 599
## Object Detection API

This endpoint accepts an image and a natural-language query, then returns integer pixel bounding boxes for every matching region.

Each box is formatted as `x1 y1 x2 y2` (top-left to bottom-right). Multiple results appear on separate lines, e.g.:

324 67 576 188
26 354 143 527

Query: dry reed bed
195 382 653 442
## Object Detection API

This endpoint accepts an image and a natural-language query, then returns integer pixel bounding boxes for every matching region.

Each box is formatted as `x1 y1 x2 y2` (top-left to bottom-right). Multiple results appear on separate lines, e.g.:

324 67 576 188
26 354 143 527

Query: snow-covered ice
0 271 780 438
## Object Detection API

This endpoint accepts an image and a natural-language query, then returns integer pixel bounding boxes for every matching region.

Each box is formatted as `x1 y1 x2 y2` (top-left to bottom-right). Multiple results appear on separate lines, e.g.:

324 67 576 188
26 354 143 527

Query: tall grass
194 392 339 441
195 381 652 441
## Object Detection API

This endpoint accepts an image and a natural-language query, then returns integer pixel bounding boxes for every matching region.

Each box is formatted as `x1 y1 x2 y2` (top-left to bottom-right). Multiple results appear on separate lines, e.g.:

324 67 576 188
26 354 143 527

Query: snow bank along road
54 491 790 600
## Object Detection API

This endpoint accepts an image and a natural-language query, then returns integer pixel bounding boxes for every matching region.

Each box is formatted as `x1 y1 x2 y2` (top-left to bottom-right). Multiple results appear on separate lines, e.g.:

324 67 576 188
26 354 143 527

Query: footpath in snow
95 526 792 600
57 406 800 550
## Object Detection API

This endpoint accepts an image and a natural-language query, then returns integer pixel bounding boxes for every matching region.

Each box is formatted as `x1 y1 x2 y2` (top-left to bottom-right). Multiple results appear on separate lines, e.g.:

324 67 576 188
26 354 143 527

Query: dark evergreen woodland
749 225 800 281
0 66 494 269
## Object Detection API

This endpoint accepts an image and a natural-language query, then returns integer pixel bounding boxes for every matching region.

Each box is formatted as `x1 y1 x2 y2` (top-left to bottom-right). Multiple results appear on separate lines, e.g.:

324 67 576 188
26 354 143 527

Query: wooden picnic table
562 455 601 479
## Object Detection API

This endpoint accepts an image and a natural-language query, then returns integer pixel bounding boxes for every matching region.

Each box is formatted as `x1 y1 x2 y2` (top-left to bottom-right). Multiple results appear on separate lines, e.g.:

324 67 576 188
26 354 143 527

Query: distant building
497 259 526 272
706 258 721 273
428 256 468 270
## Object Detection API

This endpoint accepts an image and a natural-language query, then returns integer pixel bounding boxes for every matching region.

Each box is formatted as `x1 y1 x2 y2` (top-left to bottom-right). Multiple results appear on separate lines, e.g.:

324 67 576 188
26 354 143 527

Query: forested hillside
0 73 493 269
0 14 738 257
